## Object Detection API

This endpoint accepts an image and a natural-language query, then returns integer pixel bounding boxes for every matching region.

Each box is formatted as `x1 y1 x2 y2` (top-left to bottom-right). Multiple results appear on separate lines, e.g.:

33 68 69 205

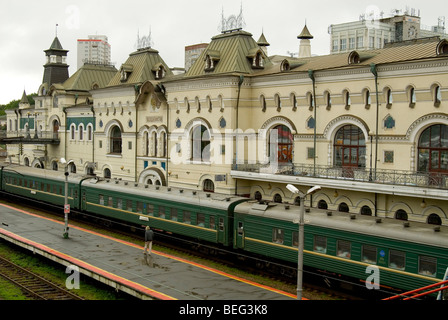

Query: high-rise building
77 35 111 69
328 9 446 54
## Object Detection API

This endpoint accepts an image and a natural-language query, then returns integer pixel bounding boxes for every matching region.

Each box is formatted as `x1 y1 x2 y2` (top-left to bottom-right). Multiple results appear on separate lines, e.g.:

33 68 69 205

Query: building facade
4 24 448 227
77 35 111 69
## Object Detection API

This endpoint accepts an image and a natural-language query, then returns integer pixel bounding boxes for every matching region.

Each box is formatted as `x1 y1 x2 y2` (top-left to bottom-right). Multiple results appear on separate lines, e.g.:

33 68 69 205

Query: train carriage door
236 221 245 249
82 191 87 211
217 217 225 244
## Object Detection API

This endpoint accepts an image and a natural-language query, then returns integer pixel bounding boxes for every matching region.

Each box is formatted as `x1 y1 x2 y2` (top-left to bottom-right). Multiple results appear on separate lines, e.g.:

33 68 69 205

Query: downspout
90 106 95 170
134 85 140 183
235 75 244 196
308 70 317 178
63 107 68 163
370 63 379 217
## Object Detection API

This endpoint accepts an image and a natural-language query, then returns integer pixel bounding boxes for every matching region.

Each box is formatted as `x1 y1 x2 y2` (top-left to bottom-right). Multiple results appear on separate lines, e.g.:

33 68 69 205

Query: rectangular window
332 39 338 51
307 147 315 159
313 236 327 253
362 245 377 264
117 198 123 209
337 240 351 259
137 202 143 213
147 203 154 216
209 216 215 229
389 250 405 270
99 194 104 205
126 200 132 212
292 231 298 248
171 208 177 221
183 211 191 224
349 37 355 49
340 38 347 51
384 151 394 163
272 228 284 244
419 256 437 277
357 36 364 48
219 218 225 232
197 213 205 227
99 140 103 148
108 196 113 207
159 206 166 219
237 222 244 235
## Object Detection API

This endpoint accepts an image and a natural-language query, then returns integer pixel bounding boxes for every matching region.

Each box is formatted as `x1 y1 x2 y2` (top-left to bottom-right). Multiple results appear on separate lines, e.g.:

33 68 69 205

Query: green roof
107 48 173 86
185 30 273 77
63 64 117 91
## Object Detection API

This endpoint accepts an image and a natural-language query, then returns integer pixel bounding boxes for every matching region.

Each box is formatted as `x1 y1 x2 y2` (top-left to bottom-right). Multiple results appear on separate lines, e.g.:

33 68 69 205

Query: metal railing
231 162 448 190
0 130 60 143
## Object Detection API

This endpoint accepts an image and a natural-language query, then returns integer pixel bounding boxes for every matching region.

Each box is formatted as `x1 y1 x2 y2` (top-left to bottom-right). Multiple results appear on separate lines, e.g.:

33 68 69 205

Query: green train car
233 201 448 295
2 165 448 296
0 166 247 247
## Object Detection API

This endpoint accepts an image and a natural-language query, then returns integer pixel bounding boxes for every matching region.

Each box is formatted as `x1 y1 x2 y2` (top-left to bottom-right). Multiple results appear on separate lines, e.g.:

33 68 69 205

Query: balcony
0 130 60 145
231 163 448 200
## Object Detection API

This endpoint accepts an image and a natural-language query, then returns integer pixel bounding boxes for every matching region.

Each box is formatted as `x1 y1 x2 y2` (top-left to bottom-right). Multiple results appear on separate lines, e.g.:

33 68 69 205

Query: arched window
192 125 210 162
434 85 442 107
418 124 448 174
160 131 166 157
427 213 442 225
395 209 408 221
53 120 59 139
87 125 93 141
270 125 293 164
70 124 76 140
338 202 349 212
318 200 328 209
386 88 393 108
79 124 84 140
203 179 215 193
254 191 262 201
360 205 372 216
334 125 366 177
104 168 111 179
110 126 122 154
273 194 282 203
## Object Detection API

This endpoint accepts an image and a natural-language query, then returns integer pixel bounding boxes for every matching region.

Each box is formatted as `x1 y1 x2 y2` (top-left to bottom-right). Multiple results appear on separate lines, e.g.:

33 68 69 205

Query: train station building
3 13 448 227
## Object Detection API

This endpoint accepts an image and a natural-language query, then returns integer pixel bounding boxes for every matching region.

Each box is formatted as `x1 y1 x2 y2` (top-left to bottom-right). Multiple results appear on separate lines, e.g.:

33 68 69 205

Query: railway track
0 255 84 300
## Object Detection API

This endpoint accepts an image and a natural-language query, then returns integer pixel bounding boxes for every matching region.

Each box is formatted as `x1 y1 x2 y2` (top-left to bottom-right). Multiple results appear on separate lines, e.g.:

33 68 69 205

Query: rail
231 162 448 190
383 279 448 300
0 130 60 144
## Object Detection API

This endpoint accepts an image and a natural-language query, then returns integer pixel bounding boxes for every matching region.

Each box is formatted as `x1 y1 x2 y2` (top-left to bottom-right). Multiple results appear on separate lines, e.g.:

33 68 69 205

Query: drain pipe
370 63 380 217
235 75 244 196
308 70 317 177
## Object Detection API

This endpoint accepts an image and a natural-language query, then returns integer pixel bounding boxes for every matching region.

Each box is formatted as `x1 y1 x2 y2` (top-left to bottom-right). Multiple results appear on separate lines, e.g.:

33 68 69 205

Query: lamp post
286 184 321 300
60 158 70 239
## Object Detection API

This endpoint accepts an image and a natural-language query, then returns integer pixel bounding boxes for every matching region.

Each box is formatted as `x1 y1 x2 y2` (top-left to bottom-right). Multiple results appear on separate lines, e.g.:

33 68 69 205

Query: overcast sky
0 0 446 104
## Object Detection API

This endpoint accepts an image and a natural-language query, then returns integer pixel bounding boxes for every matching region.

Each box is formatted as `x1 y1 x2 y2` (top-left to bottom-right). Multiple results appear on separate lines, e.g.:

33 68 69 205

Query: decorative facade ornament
135 29 154 50
218 6 246 33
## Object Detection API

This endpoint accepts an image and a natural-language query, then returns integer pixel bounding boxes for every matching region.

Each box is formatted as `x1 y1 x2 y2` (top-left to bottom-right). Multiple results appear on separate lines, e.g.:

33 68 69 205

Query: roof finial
55 23 58 37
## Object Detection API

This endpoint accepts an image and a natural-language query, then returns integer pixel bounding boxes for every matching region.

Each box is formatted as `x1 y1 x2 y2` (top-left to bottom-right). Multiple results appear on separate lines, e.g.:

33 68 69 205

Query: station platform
0 202 296 301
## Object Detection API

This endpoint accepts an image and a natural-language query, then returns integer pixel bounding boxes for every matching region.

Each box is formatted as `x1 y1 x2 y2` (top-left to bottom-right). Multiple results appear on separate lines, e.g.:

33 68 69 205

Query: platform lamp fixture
286 184 321 300
60 158 72 239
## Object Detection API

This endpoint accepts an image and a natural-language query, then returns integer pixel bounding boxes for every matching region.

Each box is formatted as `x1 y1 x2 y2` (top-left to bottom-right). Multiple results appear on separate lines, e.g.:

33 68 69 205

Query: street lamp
60 158 70 239
286 183 321 300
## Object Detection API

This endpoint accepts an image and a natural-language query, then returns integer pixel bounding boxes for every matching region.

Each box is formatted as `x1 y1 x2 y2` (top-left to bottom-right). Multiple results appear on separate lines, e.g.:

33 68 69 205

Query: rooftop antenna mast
55 23 59 37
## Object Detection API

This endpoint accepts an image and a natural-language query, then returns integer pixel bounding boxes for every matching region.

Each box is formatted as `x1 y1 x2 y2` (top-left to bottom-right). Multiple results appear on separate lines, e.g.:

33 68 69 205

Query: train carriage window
108 196 113 207
313 236 327 254
219 218 225 232
272 228 284 244
137 202 143 214
419 256 437 277
337 240 351 259
147 203 154 216
197 213 205 227
159 206 166 219
389 250 405 270
126 200 132 212
237 222 243 235
209 216 216 229
362 245 377 264
171 208 178 221
183 211 191 224
292 231 298 248
117 198 123 209
99 194 104 205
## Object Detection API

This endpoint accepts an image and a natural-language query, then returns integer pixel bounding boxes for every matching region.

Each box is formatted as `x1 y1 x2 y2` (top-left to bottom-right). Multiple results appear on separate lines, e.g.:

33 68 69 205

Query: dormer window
247 49 264 69
120 64 133 82
152 63 166 80
204 50 221 71
437 39 448 56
